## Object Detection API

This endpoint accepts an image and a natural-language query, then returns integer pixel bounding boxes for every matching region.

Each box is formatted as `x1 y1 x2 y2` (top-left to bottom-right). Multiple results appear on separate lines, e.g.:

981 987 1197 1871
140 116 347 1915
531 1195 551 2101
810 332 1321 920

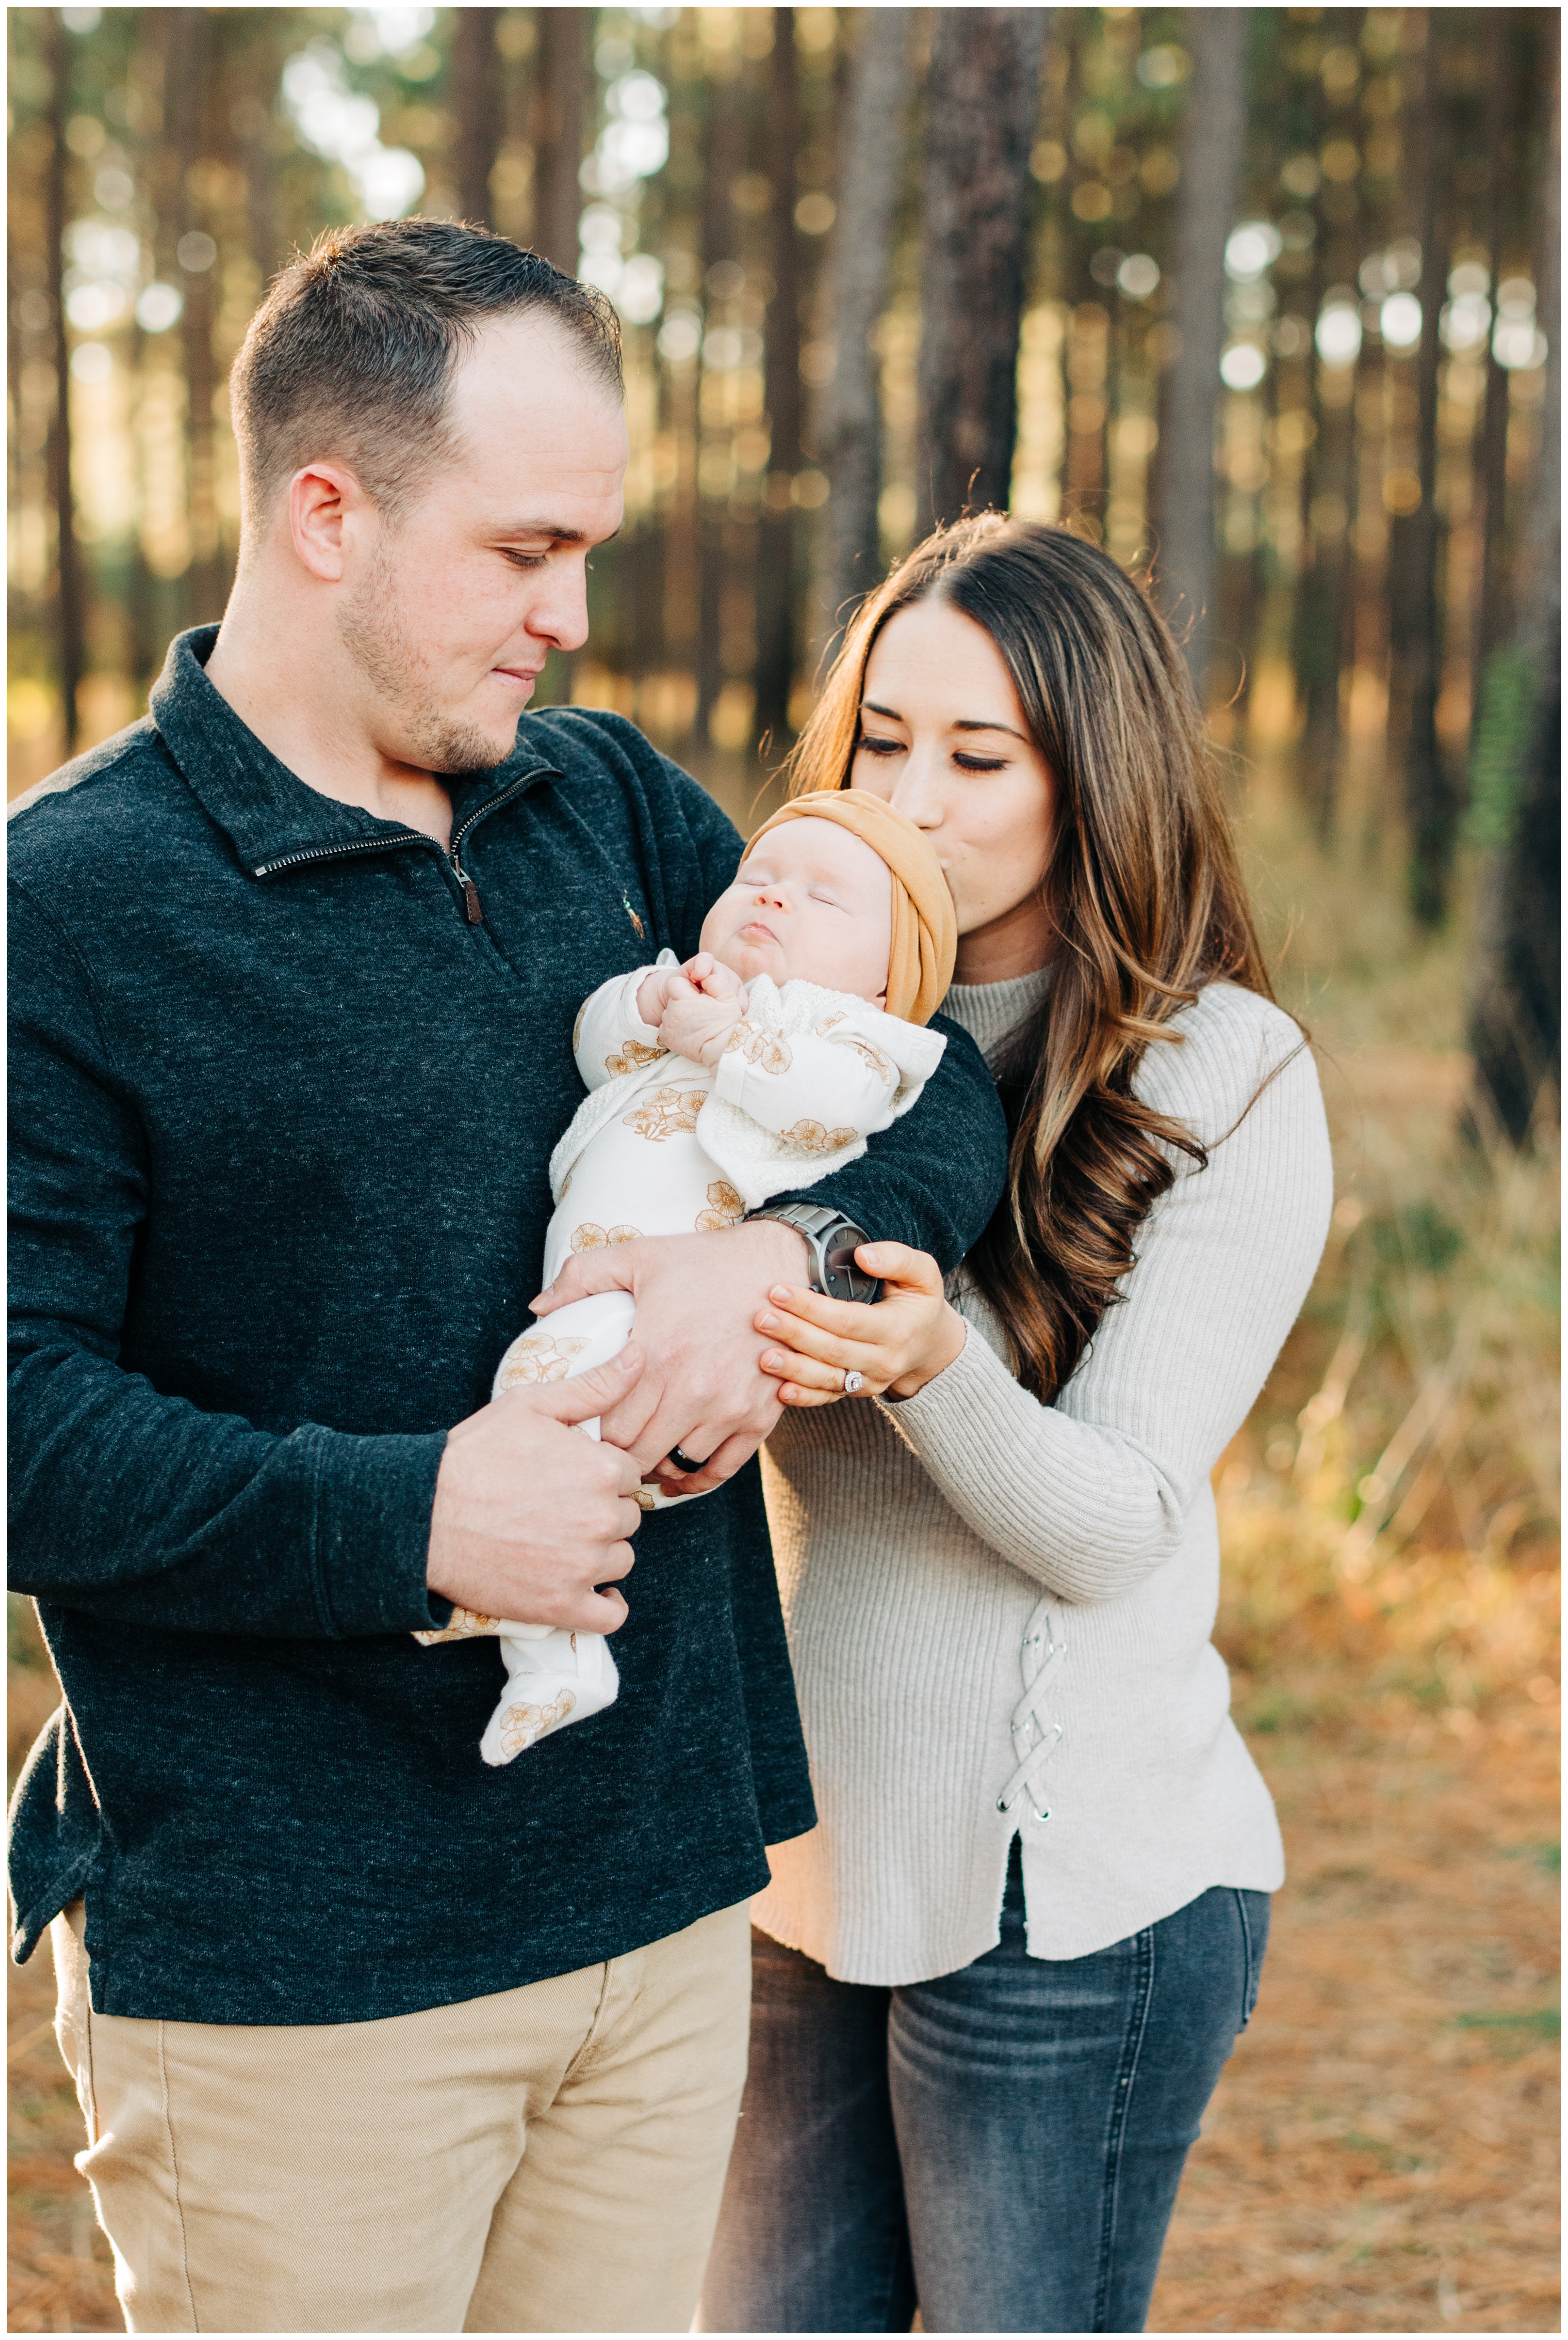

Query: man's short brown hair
229 217 623 530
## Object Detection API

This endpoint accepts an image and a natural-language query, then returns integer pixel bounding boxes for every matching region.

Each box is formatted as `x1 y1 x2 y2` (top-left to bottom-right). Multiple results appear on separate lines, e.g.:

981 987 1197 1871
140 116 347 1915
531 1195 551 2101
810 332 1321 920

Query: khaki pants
50 1896 751 2334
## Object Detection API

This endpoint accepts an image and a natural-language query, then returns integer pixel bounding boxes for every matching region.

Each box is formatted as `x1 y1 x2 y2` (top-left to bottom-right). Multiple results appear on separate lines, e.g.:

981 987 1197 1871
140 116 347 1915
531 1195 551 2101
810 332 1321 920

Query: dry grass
7 794 1558 2333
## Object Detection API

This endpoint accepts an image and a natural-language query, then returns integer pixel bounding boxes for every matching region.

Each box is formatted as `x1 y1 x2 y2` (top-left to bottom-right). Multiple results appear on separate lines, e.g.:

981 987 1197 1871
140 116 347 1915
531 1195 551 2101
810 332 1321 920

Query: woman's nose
884 750 944 828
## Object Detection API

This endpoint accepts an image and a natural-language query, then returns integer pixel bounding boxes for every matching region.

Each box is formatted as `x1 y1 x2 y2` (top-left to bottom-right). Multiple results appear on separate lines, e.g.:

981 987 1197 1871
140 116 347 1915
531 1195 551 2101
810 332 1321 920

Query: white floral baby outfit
420 952 946 1767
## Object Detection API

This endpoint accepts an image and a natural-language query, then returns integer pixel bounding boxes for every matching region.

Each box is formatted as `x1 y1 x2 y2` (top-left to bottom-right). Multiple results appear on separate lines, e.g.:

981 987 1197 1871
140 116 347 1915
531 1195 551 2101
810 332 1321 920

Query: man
8 220 1006 2332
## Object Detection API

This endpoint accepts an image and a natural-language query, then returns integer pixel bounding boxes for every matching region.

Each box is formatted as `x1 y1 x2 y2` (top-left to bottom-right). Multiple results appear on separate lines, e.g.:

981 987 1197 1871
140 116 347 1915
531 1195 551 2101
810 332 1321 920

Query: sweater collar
149 625 559 873
943 964 1054 1064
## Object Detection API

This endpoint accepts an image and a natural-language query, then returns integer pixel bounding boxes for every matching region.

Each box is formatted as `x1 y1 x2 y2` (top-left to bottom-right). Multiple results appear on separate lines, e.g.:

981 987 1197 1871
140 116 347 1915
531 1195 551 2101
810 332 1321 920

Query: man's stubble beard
336 539 512 777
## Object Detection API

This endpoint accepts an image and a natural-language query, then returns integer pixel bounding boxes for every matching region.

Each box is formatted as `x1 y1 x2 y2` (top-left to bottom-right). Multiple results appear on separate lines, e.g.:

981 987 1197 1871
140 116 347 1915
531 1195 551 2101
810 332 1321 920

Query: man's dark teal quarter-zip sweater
8 627 1008 2026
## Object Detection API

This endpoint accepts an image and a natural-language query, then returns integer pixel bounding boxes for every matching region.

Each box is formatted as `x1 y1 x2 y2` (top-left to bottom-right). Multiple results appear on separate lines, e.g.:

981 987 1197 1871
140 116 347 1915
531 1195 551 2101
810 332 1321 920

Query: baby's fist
659 985 744 1067
635 967 672 1028
682 952 744 1003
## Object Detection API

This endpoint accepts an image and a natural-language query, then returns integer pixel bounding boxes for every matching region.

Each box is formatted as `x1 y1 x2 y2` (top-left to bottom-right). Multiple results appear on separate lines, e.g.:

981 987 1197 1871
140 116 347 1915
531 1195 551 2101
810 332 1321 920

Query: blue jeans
698 1848 1268 2333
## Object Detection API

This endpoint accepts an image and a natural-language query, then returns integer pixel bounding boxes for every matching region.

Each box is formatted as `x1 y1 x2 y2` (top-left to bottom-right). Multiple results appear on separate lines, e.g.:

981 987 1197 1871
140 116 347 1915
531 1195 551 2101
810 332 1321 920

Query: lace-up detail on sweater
996 1597 1067 1821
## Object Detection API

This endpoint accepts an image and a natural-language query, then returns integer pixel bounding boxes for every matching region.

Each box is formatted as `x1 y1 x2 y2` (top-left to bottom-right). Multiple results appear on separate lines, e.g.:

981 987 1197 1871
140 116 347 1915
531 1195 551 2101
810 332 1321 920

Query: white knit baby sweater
753 973 1334 1982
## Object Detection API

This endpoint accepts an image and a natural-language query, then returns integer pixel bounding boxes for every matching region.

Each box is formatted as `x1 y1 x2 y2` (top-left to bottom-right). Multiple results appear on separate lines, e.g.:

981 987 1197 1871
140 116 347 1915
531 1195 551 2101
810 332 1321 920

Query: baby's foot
481 1680 579 1766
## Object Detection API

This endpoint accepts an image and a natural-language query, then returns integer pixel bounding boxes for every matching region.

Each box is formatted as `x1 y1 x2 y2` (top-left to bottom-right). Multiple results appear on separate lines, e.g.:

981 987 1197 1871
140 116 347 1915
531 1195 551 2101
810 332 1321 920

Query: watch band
746 1202 883 1303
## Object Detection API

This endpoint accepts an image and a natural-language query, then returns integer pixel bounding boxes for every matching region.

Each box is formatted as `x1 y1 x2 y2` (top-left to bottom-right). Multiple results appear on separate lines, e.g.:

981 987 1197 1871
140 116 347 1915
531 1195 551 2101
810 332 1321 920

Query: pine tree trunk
534 9 589 273
7 226 26 589
1386 10 1453 927
915 8 1048 533
755 8 802 751
1472 23 1519 675
530 6 590 704
1294 380 1357 843
1303 9 1369 842
821 7 909 652
1468 17 1560 1138
453 9 503 228
47 13 83 753
1153 8 1248 694
164 11 222 625
1293 224 1352 843
696 60 747 742
237 100 280 287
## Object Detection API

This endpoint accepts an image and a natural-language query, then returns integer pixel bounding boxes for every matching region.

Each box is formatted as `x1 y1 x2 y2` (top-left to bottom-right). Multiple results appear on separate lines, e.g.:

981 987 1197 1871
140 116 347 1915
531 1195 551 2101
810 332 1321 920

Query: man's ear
288 461 372 584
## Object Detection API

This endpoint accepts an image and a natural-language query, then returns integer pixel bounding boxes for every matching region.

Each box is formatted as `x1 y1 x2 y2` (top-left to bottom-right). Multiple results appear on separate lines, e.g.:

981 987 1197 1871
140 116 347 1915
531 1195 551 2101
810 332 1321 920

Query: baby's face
699 818 894 1003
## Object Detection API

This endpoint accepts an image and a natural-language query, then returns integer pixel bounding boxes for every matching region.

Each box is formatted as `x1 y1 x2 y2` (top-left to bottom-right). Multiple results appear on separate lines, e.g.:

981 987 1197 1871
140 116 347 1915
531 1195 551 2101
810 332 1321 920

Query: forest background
6 5 1560 2332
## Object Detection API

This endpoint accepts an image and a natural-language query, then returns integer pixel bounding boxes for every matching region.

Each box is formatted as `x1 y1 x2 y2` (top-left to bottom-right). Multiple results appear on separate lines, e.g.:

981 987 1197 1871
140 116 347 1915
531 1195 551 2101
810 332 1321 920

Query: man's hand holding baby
640 953 750 1068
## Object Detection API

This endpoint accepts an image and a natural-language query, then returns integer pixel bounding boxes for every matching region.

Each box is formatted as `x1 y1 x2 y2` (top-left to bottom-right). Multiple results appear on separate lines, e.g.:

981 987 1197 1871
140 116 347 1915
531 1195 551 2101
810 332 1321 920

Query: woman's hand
754 1242 967 1406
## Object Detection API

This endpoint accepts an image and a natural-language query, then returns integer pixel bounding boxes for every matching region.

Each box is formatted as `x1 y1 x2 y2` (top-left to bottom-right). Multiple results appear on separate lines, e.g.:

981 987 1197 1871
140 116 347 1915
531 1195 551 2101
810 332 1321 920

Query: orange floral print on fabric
497 1686 577 1757
495 1332 590 1387
605 1038 667 1077
623 1086 708 1141
414 1604 504 1646
694 1179 745 1231
723 1021 793 1077
827 1033 898 1086
780 1119 859 1153
570 1222 644 1251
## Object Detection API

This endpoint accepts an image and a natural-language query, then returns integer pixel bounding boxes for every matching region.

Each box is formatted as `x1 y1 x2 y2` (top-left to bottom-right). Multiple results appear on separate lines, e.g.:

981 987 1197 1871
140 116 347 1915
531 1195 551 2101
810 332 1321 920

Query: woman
697 517 1333 2335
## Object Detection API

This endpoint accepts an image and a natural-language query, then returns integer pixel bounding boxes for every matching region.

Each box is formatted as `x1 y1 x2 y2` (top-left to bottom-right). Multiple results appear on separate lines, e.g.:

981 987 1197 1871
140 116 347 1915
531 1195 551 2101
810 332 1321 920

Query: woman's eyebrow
952 717 1030 741
862 697 1026 744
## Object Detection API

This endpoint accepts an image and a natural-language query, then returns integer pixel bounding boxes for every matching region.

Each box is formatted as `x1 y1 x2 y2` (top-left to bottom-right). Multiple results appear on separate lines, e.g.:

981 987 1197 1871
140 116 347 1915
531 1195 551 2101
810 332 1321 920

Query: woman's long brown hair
785 514 1279 1403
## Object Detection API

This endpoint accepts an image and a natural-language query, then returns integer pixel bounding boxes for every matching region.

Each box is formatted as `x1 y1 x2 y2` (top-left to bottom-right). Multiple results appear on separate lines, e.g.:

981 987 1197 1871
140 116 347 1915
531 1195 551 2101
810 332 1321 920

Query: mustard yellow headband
750 790 957 1026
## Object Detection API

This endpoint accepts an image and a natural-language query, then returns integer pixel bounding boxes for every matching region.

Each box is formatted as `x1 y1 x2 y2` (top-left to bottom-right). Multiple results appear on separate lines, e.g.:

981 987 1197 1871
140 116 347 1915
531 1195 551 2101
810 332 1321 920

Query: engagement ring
843 1370 864 1394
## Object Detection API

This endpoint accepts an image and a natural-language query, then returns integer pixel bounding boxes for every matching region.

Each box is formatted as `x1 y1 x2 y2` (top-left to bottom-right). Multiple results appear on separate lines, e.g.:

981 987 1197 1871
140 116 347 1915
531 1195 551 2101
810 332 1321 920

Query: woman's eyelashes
855 728 1008 776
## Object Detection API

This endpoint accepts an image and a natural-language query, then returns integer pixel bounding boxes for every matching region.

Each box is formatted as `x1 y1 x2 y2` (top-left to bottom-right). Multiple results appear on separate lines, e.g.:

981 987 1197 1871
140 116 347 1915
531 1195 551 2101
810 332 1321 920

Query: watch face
824 1235 882 1305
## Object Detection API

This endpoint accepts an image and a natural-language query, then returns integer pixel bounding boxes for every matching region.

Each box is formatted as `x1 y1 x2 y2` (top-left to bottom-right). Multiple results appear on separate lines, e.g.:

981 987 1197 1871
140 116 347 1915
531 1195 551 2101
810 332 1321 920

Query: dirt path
9 1697 1555 2333
1148 1702 1559 2334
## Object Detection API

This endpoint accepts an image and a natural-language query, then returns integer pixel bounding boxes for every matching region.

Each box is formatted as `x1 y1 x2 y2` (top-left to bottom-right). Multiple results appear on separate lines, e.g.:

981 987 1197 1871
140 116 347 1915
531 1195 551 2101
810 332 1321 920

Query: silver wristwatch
745 1202 883 1303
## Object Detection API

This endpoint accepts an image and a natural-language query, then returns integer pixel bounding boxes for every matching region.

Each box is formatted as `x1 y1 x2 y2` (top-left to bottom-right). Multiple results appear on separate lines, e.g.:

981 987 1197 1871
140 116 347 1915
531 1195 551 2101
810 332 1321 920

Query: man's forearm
763 1014 1007 1270
8 1336 446 1639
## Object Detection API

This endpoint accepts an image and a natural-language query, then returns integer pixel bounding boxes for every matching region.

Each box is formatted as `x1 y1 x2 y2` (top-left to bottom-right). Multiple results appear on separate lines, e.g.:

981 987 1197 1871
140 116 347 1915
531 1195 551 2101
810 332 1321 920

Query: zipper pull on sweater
451 853 483 923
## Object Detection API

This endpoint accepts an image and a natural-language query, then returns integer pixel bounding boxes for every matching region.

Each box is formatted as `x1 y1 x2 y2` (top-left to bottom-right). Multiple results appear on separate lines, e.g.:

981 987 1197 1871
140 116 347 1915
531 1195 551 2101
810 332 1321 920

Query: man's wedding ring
843 1370 865 1394
668 1445 708 1473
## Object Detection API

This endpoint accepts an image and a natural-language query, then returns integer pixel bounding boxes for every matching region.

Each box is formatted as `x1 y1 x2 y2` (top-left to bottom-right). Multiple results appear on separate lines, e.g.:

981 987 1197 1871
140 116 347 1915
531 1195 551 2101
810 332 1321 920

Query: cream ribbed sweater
753 974 1334 1982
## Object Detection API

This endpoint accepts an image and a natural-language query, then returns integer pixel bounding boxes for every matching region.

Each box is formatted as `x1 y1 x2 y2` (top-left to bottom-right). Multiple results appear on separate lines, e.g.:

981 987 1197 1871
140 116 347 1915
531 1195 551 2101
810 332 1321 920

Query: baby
419 789 956 1767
